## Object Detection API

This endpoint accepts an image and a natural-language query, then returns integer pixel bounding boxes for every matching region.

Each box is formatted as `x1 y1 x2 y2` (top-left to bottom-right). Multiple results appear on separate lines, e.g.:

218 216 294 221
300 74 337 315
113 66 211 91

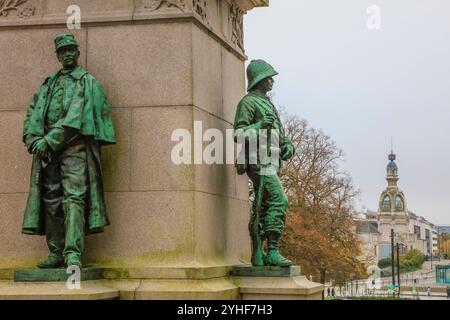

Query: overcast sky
244 0 450 225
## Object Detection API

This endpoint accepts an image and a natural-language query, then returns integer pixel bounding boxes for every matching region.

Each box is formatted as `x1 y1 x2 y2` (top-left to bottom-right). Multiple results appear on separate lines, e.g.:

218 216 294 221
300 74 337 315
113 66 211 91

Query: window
380 244 391 258
395 196 404 210
414 225 421 239
382 195 391 211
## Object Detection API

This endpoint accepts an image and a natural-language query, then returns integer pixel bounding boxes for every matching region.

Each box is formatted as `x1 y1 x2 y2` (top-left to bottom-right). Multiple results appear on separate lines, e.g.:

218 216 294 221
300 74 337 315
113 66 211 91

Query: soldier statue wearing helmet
233 59 295 267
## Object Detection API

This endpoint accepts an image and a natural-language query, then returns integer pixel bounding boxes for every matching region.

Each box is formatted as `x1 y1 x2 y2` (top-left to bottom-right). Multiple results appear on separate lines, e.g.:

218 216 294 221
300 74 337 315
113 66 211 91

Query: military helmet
246 59 278 91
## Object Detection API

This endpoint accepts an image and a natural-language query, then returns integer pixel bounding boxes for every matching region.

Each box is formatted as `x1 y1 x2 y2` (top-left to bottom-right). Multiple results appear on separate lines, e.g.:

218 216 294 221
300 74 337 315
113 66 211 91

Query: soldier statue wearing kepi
22 34 116 269
234 60 295 267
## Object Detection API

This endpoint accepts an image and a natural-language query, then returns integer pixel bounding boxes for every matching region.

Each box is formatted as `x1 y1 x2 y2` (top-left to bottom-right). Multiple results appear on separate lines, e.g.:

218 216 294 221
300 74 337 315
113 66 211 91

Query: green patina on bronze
14 267 105 282
22 34 116 270
233 59 295 268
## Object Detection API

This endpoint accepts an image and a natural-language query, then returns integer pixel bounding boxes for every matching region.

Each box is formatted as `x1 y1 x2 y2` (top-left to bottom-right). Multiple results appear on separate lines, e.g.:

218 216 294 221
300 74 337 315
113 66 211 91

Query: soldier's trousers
42 143 87 262
247 167 288 237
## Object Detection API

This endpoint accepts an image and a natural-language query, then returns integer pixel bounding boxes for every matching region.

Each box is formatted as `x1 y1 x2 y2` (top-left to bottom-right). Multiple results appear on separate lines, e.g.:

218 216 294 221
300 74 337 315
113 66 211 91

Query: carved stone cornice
144 0 186 12
192 0 208 26
229 1 244 51
0 0 35 19
0 0 271 59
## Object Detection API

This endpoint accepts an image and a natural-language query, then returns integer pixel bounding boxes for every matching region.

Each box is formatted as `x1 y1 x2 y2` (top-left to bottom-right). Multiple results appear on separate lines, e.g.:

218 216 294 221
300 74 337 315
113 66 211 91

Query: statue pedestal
14 267 104 282
231 265 324 300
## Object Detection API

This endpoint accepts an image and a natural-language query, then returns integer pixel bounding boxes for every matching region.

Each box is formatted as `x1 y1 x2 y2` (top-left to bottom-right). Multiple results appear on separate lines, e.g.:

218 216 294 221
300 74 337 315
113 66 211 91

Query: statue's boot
37 255 64 269
265 234 292 267
251 247 266 266
65 254 82 268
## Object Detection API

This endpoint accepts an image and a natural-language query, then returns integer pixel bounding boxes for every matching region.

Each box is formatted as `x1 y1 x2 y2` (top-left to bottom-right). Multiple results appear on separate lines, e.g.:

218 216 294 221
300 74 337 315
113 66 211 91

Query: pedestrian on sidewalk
427 286 431 297
446 286 450 299
412 282 418 300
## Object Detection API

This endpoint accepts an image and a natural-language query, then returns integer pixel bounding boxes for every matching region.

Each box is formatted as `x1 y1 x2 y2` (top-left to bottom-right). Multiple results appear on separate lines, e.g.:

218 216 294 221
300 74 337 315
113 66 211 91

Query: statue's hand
260 114 275 129
281 140 295 161
32 138 50 158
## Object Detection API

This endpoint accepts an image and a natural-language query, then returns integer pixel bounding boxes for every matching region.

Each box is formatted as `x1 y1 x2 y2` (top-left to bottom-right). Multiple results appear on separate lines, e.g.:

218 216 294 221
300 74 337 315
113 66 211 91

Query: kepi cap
54 34 79 52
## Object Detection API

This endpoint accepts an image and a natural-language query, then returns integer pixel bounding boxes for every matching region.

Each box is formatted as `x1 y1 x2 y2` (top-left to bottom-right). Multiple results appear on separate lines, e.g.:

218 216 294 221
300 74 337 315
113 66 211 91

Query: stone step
231 265 301 277
0 280 119 300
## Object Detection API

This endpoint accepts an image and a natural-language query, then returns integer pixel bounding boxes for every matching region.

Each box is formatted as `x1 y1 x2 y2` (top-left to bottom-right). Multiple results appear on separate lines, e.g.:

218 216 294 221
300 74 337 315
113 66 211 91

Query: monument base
0 265 324 300
231 265 324 300
0 280 119 300
0 266 239 300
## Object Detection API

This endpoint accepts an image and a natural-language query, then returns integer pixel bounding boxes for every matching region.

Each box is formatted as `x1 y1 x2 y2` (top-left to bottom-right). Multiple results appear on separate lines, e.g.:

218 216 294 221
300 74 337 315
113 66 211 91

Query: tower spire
387 142 398 187
389 138 396 161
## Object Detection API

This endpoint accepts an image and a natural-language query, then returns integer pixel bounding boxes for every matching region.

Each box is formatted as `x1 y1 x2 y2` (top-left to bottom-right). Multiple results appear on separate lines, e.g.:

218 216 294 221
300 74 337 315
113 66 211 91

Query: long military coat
22 66 116 236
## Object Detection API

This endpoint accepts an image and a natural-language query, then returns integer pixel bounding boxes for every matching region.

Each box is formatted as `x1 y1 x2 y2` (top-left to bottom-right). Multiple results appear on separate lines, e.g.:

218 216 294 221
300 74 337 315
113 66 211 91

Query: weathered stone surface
193 24 223 117
235 172 250 201
134 278 239 300
193 192 227 264
0 28 86 111
0 111 31 193
101 108 131 192
0 280 119 300
14 268 105 282
0 193 48 269
193 193 251 265
130 106 194 191
0 0 44 26
192 0 219 32
87 23 192 108
0 270 14 281
83 191 195 267
44 0 133 21
232 265 301 277
232 275 324 300
222 46 245 124
101 279 141 300
224 198 251 265
193 108 235 197
102 265 231 280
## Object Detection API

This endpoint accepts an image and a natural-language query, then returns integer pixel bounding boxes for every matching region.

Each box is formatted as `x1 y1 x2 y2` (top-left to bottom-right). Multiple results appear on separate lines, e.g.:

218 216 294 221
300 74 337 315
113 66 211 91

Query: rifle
251 125 272 265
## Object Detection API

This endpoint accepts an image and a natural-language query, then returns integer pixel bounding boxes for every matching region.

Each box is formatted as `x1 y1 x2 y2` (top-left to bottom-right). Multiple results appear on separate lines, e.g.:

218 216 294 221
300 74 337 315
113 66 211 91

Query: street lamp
390 229 396 289
396 243 403 297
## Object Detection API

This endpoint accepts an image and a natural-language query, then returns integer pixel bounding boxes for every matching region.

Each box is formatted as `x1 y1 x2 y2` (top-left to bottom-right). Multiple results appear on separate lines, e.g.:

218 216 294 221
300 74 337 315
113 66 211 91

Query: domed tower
377 149 409 257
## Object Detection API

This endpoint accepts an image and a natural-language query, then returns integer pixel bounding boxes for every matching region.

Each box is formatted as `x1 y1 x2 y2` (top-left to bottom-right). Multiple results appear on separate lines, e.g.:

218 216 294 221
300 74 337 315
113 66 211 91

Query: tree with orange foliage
278 114 366 284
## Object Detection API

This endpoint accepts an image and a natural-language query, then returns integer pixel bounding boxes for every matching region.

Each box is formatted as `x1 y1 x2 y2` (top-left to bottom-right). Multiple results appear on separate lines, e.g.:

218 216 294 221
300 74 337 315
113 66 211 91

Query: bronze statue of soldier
234 60 295 267
22 34 116 269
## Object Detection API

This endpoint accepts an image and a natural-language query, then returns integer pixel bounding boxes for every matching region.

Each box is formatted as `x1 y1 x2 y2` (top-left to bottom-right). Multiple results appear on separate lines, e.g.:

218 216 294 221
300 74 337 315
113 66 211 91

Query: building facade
377 151 410 258
356 150 438 264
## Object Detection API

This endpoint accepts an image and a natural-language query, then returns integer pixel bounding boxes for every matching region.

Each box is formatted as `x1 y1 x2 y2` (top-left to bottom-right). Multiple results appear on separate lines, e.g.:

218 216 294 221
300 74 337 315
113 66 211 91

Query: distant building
377 150 410 258
432 229 438 255
407 211 436 256
437 225 450 234
355 150 439 264
354 218 380 265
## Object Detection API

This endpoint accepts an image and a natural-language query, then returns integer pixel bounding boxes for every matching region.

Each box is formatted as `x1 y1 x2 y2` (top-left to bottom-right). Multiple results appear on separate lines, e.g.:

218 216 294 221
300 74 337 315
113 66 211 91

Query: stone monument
0 0 323 300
